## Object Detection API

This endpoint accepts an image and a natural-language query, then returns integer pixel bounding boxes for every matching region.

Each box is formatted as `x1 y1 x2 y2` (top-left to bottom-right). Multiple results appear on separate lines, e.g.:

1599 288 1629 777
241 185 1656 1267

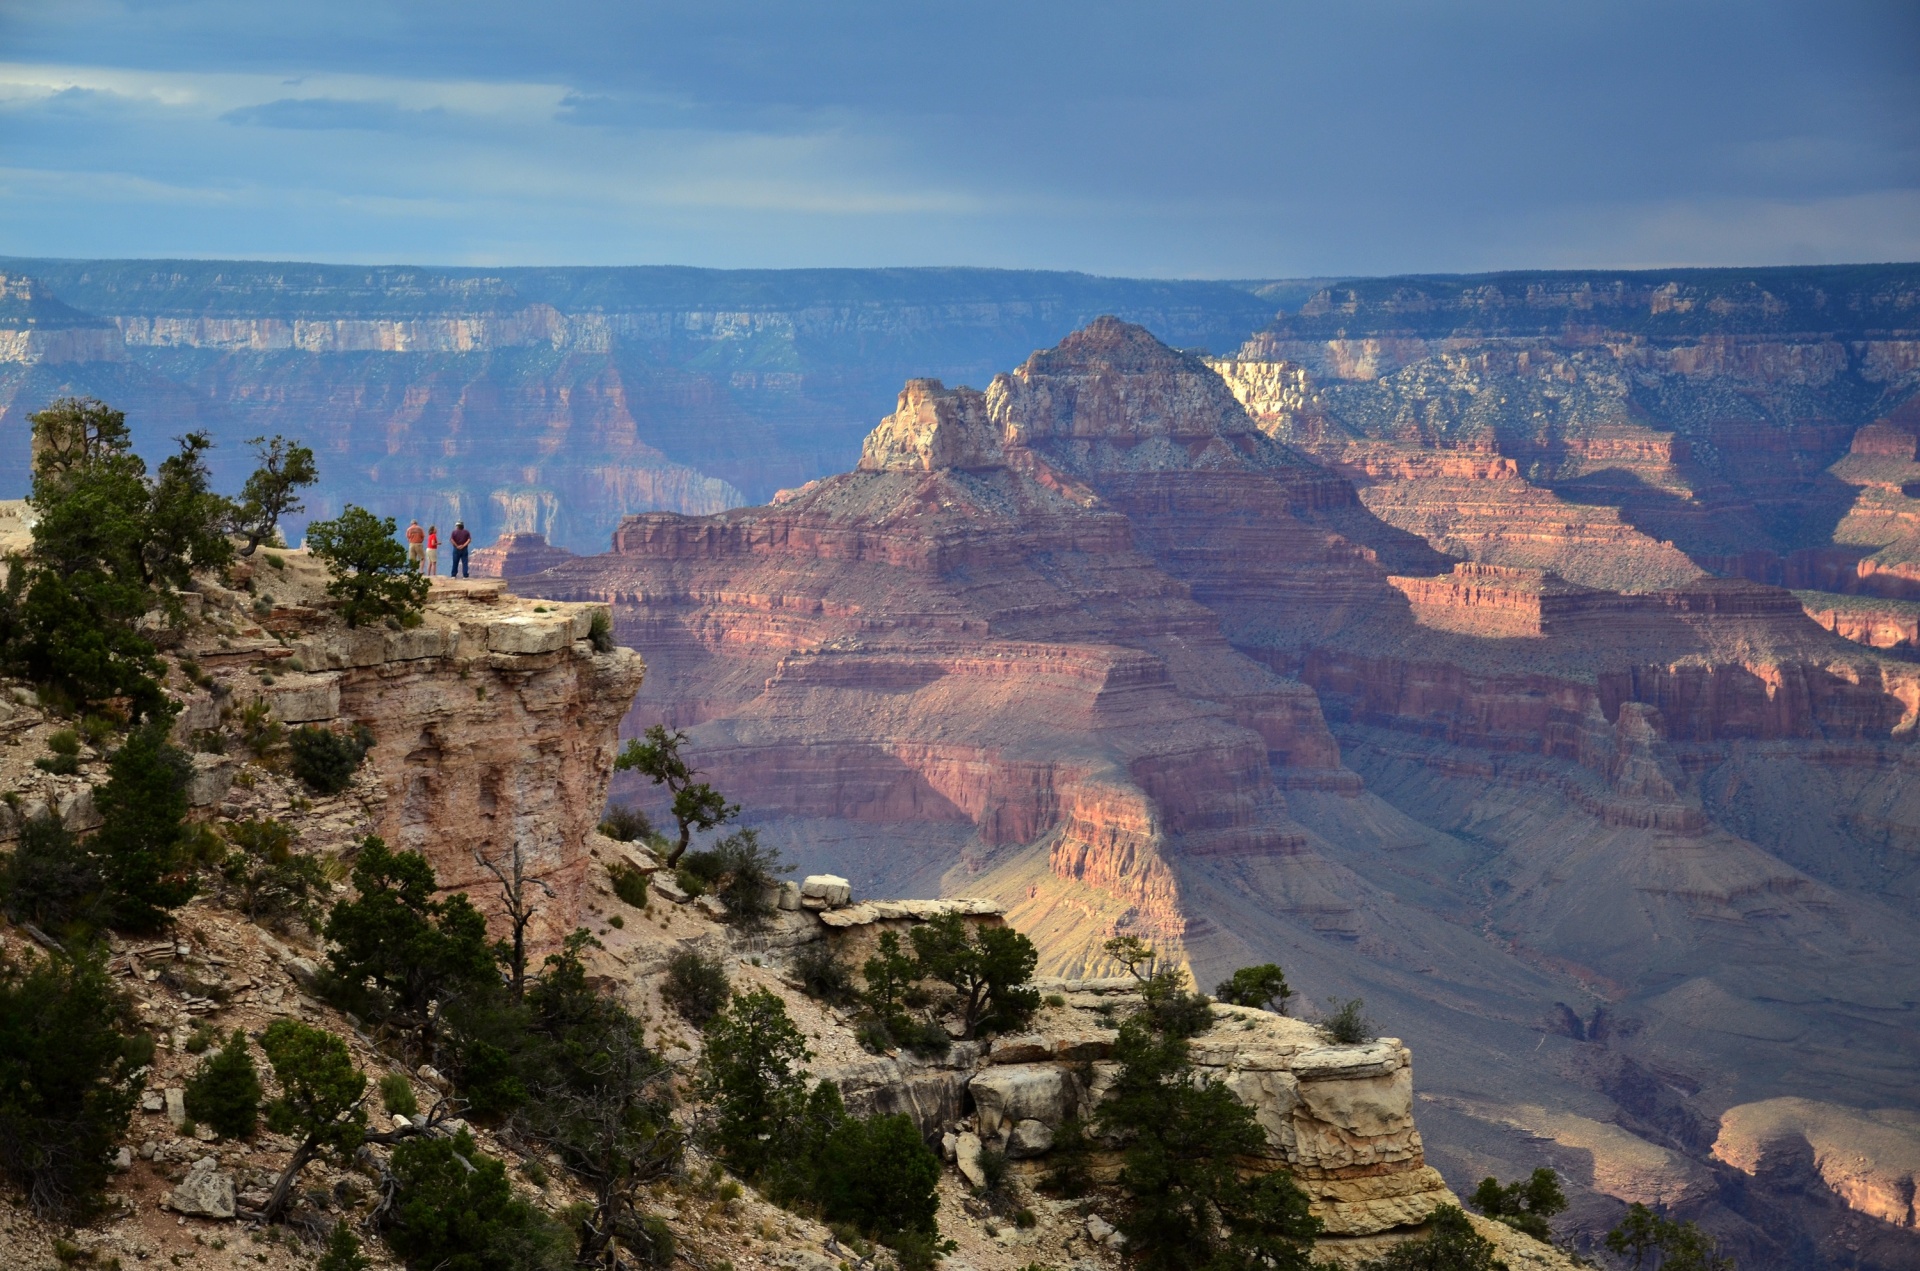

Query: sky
0 0 1916 278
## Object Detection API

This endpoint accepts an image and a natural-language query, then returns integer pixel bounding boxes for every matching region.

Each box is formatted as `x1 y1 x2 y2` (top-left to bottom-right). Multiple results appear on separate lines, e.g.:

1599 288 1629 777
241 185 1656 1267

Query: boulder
1007 1118 1055 1158
777 881 802 911
187 753 234 807
969 1064 1078 1140
987 1033 1052 1065
695 894 729 920
487 614 573 655
955 1131 987 1189
164 1087 186 1128
264 673 342 724
652 874 691 904
168 1157 236 1219
801 875 852 907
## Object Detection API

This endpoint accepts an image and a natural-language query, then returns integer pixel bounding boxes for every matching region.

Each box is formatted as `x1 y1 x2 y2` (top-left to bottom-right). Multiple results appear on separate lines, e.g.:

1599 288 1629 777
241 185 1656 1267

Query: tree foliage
694 987 811 1179
1468 1168 1566 1243
662 949 730 1027
385 1129 572 1271
1605 1204 1734 1271
1215 964 1293 1015
1096 1011 1320 1271
10 399 229 714
91 717 197 932
320 837 497 1029
305 504 430 627
612 725 738 868
217 817 325 932
231 434 317 556
0 812 105 934
679 827 785 928
910 912 1039 1039
184 1028 263 1140
0 944 152 1220
289 724 375 795
258 1019 367 1221
1356 1206 1507 1271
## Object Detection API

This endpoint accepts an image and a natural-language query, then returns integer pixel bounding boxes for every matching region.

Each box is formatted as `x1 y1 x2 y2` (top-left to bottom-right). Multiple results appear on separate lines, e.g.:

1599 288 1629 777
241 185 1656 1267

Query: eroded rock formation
515 315 1920 1267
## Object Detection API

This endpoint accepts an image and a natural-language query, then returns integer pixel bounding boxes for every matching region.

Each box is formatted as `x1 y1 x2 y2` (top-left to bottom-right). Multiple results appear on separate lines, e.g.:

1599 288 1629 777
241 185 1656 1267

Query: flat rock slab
168 1157 236 1219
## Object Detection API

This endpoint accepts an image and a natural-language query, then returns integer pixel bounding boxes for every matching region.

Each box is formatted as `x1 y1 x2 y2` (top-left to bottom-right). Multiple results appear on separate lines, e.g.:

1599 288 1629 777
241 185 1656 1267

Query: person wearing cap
405 518 426 569
450 521 472 577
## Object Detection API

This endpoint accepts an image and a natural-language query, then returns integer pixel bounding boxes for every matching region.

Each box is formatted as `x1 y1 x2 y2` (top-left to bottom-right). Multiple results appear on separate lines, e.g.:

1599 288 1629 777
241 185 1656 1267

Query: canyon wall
513 312 1920 1270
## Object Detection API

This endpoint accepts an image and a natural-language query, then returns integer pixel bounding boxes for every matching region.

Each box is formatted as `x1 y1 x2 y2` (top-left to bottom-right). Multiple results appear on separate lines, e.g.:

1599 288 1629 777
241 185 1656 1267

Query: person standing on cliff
450 521 472 577
424 524 440 575
405 518 426 570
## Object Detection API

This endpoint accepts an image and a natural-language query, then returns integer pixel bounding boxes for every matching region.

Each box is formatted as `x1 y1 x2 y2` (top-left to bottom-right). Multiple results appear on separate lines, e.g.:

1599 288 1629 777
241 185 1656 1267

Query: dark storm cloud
0 0 1914 273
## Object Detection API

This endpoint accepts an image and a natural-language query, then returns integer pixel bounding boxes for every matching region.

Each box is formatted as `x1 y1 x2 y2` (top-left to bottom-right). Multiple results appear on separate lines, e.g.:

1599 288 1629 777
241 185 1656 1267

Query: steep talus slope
519 314 1920 1268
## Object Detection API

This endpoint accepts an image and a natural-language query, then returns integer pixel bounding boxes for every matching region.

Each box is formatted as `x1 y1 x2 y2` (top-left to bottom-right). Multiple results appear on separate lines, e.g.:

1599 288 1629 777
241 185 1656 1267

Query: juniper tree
910 911 1039 1038
1097 1010 1321 1271
258 1019 367 1222
1469 1167 1566 1242
305 505 430 627
613 725 738 868
0 944 152 1220
231 435 318 556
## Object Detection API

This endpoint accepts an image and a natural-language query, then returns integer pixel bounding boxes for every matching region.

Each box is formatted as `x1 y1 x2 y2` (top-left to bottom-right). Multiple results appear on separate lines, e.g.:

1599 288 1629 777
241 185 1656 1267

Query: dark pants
451 545 470 577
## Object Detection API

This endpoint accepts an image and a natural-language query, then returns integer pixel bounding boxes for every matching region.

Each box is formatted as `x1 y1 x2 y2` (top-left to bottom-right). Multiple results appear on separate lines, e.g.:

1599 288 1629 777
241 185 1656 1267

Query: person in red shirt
449 521 472 577
424 525 440 575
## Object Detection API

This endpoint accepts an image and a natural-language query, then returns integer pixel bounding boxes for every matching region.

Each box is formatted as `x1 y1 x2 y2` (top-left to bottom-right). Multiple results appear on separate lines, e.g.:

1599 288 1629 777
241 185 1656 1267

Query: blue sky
1 1 1916 276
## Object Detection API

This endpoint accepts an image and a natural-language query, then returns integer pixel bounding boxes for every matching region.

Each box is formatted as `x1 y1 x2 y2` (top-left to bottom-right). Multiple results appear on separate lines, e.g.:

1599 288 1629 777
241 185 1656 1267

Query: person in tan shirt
406 519 426 569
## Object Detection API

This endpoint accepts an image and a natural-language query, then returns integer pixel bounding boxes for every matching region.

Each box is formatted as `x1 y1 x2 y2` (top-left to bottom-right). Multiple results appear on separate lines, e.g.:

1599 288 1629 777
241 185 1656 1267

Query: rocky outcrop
468 532 578 578
157 556 645 946
1714 1099 1920 1230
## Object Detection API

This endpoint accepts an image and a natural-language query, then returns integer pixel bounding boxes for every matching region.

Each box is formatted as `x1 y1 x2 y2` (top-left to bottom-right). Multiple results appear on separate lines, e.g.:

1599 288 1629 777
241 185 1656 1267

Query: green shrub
218 818 325 931
91 718 196 932
1097 1009 1322 1269
598 804 652 843
34 753 81 776
587 609 616 654
184 1021 219 1054
793 945 857 1007
1044 1116 1094 1198
1604 1202 1733 1271
235 699 284 757
0 945 152 1220
608 861 650 909
680 829 785 929
1469 1167 1566 1242
320 837 496 1029
855 1016 893 1054
315 1221 370 1271
662 950 730 1027
1140 969 1214 1039
45 729 80 757
976 1145 1009 1193
289 724 374 795
910 912 1039 1038
1320 997 1376 1045
815 1112 942 1240
0 812 104 934
694 988 810 1179
304 505 430 628
1215 963 1292 1014
385 1130 571 1271
1357 1205 1504 1271
183 1029 262 1140
379 1072 419 1117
